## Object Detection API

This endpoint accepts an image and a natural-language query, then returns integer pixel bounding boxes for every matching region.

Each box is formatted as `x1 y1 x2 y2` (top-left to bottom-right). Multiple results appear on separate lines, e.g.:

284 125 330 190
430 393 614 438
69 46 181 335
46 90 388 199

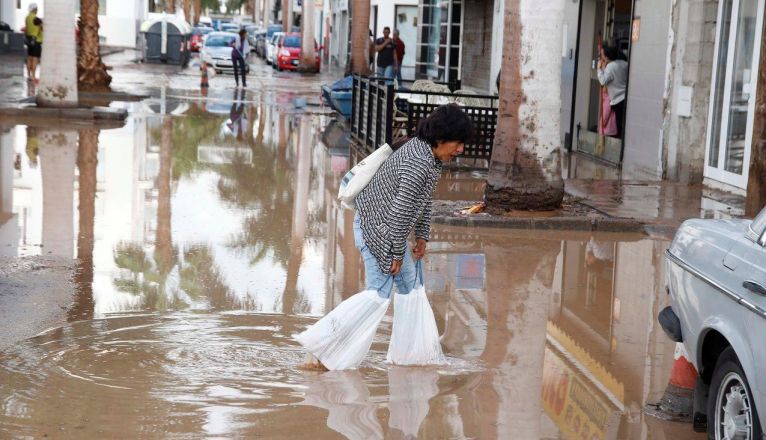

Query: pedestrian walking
392 29 405 84
597 46 628 138
374 27 397 81
295 104 474 370
230 29 250 88
24 3 43 83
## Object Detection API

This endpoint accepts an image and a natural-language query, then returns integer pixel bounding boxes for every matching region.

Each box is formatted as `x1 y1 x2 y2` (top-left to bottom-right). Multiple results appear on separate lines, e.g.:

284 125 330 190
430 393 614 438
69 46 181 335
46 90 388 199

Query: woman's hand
390 260 402 275
413 239 427 260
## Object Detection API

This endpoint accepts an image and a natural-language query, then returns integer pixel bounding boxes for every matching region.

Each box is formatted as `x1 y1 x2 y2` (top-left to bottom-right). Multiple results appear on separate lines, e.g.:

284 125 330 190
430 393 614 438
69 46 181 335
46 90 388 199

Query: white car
200 31 249 75
266 32 284 66
663 207 766 439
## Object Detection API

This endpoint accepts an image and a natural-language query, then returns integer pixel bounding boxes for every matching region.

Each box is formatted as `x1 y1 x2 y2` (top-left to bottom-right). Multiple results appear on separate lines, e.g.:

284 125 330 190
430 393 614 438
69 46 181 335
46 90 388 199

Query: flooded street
0 67 701 438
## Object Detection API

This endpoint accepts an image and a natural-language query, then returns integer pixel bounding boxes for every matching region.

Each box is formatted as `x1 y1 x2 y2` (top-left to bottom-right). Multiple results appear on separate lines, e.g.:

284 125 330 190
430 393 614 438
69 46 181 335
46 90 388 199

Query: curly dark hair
415 103 474 147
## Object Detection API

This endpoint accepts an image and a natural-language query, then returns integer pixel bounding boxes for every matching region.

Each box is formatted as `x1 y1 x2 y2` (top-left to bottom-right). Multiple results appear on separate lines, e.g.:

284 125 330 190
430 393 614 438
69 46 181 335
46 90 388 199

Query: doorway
564 0 634 165
704 0 765 189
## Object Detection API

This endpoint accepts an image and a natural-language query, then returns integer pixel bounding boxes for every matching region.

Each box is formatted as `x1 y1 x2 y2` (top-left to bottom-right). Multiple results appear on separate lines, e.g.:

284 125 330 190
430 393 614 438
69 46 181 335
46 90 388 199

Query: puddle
0 84 702 438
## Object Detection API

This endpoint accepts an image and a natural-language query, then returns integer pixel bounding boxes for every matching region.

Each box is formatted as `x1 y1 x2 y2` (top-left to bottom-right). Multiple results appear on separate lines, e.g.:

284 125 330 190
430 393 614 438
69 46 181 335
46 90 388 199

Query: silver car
267 32 284 66
663 207 766 439
200 31 249 75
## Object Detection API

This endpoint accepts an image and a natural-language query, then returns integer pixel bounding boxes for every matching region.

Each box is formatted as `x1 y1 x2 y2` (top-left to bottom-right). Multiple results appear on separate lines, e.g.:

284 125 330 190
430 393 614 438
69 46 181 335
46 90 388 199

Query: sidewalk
431 153 746 237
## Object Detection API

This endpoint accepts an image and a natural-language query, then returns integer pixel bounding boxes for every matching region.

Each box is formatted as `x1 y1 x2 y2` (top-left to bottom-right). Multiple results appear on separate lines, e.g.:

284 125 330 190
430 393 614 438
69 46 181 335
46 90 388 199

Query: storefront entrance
704 0 765 189
562 0 634 165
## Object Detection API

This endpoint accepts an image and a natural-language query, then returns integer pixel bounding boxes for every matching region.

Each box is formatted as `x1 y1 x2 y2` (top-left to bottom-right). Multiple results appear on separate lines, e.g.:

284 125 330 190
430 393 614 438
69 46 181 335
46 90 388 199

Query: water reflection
0 94 697 438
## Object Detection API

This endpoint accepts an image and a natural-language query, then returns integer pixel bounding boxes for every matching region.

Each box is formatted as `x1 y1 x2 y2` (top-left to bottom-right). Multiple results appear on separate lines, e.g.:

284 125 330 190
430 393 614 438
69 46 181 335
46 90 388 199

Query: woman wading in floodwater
295 104 474 370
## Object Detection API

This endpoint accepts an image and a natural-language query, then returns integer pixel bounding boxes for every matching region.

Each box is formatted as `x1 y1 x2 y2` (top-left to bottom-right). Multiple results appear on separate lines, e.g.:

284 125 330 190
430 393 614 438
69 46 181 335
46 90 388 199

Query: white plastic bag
386 263 446 366
337 143 393 209
295 288 391 371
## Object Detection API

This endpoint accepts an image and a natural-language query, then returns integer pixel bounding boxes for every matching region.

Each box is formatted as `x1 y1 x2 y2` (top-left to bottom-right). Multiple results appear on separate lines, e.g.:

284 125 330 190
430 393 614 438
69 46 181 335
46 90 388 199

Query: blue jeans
376 65 394 84
353 213 416 298
233 56 247 86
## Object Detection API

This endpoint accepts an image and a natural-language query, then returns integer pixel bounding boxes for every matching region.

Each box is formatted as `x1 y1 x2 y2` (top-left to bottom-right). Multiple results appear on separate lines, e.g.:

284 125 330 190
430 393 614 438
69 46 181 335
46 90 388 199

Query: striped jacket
355 137 443 273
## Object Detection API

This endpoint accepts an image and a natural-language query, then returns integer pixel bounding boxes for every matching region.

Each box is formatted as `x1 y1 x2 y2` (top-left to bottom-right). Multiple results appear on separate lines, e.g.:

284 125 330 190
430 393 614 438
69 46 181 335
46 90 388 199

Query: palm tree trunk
70 128 99 321
183 0 191 23
77 0 112 92
483 0 565 212
299 0 316 71
157 116 174 275
193 0 201 25
38 0 78 107
165 0 175 14
282 0 290 31
350 0 371 74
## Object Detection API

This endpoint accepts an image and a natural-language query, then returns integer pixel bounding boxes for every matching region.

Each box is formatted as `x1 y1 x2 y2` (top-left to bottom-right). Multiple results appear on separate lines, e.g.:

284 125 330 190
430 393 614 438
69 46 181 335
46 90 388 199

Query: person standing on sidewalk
392 29 405 84
374 27 397 81
230 29 250 88
597 46 628 138
24 3 43 83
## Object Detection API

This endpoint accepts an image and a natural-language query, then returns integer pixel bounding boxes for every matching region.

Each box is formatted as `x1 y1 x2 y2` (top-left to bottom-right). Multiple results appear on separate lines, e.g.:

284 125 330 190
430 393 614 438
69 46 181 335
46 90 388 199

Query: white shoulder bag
337 143 393 209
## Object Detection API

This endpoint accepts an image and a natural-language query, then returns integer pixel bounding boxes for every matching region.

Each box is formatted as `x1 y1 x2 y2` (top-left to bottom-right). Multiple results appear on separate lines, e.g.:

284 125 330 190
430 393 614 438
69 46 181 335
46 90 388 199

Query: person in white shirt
597 46 628 137
230 29 251 88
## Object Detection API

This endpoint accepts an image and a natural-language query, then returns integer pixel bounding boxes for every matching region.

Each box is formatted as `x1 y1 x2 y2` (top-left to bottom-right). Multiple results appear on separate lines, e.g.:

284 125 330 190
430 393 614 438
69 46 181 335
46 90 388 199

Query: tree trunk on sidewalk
165 0 175 14
746 16 766 217
299 0 316 71
77 0 112 92
350 0 371 75
483 0 565 212
193 0 201 25
183 0 191 22
38 0 78 107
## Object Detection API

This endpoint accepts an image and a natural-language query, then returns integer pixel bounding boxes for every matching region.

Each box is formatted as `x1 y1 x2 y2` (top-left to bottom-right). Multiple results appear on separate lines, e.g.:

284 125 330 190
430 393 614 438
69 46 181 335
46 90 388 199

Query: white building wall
100 0 148 48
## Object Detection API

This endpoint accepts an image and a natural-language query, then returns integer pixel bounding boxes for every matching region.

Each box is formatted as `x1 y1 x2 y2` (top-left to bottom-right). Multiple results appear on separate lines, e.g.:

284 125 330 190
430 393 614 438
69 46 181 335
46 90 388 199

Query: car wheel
707 347 762 440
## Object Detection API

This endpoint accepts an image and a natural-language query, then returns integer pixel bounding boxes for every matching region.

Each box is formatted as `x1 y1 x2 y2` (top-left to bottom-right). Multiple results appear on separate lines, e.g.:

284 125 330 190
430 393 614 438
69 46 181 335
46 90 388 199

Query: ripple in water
0 312 483 439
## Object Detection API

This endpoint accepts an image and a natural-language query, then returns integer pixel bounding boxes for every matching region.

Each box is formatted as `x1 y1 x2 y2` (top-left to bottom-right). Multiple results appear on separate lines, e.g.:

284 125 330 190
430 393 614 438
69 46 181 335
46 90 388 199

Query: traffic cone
200 61 210 92
645 343 699 424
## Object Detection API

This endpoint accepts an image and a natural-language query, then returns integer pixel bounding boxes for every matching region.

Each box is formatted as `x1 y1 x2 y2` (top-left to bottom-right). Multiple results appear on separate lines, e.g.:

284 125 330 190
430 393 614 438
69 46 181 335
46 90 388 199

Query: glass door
705 0 765 189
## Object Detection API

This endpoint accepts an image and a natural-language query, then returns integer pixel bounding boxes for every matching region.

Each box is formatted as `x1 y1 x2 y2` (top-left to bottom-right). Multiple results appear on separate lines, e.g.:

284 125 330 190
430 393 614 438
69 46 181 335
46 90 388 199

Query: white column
38 0 78 107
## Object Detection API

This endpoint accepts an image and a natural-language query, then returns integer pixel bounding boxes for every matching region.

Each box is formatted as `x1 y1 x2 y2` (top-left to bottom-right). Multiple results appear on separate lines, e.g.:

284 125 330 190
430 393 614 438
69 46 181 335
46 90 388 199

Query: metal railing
349 75 499 160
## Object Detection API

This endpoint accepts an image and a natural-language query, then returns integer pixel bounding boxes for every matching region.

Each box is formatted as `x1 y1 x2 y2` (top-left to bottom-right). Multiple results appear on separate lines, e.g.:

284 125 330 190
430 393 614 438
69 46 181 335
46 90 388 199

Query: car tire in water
707 347 762 440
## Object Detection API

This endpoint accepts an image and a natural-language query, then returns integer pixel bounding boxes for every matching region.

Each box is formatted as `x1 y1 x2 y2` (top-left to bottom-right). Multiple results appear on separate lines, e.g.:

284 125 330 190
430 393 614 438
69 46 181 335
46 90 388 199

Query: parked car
254 30 268 58
274 33 320 72
200 31 250 74
190 26 212 52
662 208 766 439
244 25 257 46
266 32 284 66
220 23 240 34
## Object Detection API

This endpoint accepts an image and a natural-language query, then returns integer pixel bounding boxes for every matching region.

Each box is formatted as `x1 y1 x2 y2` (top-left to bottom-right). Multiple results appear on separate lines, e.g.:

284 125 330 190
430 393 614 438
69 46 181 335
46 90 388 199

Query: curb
431 213 681 236
0 104 128 123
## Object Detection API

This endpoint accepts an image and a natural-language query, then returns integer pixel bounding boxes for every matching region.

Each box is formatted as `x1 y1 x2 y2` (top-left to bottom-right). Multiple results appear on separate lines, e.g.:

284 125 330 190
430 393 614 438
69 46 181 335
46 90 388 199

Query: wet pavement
0 55 705 438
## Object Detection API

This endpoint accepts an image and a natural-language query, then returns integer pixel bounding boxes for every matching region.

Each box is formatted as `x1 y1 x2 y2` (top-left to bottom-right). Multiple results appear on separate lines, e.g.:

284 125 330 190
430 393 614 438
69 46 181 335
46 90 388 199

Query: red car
190 26 212 52
275 33 321 72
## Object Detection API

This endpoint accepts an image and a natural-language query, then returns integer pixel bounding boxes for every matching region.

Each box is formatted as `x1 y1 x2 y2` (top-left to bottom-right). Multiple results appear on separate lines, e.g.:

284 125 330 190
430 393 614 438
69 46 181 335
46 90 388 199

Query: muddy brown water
0 87 702 439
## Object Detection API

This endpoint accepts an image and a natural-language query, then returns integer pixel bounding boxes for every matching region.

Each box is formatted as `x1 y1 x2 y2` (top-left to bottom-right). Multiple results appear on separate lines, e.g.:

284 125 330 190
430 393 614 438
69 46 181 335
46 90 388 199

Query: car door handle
743 280 766 296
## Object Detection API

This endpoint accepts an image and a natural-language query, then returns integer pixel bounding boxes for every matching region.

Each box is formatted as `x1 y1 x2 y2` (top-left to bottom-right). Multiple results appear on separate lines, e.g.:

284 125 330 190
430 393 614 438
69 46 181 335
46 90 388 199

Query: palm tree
165 0 175 14
349 0 371 74
37 0 78 107
483 0 566 212
193 0 202 25
77 0 112 91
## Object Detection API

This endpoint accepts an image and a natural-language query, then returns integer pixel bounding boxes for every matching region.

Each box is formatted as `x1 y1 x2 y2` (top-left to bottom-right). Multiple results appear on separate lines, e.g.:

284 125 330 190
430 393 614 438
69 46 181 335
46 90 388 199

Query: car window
205 36 232 47
283 36 300 47
750 208 766 243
